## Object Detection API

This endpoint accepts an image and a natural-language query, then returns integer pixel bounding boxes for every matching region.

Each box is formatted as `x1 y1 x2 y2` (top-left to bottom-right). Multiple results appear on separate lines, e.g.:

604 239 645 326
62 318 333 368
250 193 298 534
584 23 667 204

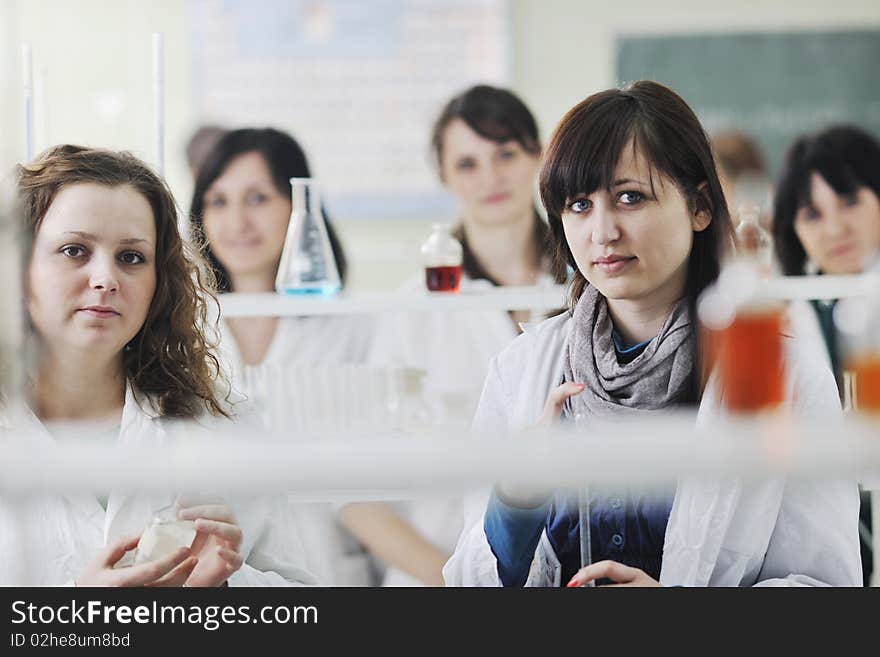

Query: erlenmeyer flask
275 178 341 295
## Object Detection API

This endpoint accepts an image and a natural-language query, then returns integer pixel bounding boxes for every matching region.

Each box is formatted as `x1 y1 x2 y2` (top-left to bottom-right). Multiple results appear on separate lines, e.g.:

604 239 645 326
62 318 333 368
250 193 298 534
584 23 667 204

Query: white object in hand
134 516 196 564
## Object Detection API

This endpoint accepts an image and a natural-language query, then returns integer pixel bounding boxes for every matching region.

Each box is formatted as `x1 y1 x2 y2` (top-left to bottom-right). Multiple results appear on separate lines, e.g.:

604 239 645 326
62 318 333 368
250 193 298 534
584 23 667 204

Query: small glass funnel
275 178 341 295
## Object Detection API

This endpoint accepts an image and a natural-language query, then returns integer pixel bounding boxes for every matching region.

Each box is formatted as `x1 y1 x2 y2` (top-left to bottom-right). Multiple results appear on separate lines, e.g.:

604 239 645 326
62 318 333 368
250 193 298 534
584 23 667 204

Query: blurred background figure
375 84 558 419
185 124 227 181
774 125 880 386
189 127 371 586
340 84 560 587
712 130 773 229
773 124 880 586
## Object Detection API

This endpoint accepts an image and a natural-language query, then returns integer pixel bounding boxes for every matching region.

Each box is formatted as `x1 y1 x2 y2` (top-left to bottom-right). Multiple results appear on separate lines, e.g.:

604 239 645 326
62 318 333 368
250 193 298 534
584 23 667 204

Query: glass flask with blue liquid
275 177 341 295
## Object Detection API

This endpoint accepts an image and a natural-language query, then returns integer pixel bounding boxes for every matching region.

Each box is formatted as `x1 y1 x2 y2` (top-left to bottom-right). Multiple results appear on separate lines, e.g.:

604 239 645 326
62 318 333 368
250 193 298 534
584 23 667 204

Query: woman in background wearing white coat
444 81 861 587
772 125 880 586
189 128 372 586
340 85 559 586
773 126 880 395
1 145 315 586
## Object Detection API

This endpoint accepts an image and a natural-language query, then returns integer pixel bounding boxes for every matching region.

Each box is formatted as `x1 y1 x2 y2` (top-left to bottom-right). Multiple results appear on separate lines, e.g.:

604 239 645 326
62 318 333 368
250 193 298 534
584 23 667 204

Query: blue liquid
279 283 341 296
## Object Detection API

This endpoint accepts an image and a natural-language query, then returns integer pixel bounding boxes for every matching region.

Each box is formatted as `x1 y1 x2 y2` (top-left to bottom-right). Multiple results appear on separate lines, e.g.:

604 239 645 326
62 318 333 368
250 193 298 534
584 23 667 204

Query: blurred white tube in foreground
1 413 878 500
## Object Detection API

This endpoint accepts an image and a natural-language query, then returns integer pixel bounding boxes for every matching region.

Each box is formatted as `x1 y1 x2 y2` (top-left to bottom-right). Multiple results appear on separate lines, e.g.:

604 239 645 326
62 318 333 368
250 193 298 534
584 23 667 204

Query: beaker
275 178 341 295
421 223 462 292
134 504 197 565
698 262 785 413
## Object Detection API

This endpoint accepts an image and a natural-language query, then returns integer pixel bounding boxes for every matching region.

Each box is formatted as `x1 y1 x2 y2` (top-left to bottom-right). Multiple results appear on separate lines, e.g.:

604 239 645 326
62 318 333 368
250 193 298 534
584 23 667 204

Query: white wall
1 0 23 177
4 0 879 290
6 0 192 202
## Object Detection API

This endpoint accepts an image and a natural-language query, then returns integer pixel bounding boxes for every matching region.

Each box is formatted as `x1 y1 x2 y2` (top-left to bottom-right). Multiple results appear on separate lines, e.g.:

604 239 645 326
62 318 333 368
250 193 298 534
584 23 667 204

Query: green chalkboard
616 30 880 175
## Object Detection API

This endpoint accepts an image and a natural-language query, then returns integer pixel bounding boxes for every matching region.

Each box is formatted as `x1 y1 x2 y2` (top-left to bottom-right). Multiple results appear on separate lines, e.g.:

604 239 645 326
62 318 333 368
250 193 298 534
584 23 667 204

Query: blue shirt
611 329 652 364
485 488 674 587
483 328 673 586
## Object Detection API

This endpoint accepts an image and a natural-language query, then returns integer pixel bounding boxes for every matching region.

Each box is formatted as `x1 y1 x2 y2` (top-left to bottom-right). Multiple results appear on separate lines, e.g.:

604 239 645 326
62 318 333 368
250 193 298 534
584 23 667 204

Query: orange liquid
719 310 785 413
852 357 880 414
425 265 461 292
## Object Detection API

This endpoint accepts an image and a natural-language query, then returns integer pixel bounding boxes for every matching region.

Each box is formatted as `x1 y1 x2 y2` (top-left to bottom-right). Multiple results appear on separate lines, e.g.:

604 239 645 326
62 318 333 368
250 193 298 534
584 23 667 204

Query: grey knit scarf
563 285 694 420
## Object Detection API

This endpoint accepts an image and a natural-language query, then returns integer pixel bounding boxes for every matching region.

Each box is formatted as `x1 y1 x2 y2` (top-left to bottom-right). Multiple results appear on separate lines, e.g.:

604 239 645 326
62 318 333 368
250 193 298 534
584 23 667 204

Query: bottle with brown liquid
420 222 463 293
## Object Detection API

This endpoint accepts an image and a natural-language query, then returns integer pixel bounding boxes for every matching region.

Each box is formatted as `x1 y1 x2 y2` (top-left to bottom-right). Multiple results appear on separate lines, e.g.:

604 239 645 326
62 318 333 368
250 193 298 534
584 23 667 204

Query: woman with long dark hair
190 128 372 586
444 82 861 587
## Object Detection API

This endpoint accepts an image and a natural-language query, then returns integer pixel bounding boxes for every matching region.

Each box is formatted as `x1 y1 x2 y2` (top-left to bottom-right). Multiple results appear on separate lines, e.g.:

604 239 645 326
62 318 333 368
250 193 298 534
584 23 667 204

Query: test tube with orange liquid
836 277 880 415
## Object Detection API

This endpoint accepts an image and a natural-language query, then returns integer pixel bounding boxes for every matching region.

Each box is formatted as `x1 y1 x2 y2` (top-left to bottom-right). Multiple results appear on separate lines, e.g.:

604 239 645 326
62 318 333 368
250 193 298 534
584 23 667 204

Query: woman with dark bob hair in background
341 85 559 586
190 128 374 586
444 81 861 587
773 125 880 586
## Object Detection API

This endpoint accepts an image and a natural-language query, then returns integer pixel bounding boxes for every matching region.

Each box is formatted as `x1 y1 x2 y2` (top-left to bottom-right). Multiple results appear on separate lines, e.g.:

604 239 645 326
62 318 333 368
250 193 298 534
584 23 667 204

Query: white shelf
219 285 569 317
218 275 873 318
3 415 879 495
763 274 873 301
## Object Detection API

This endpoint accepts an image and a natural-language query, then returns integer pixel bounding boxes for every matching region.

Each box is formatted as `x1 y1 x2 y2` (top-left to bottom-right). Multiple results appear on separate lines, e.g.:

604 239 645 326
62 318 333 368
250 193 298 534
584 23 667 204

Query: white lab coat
0 385 317 587
365 274 552 586
443 311 863 587
368 275 525 422
217 315 375 586
786 300 833 369
786 299 879 490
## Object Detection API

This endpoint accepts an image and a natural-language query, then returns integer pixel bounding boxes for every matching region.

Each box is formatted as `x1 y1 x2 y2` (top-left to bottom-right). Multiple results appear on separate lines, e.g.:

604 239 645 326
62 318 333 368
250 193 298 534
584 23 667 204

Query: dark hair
431 84 541 169
18 145 229 418
185 124 227 176
431 85 553 283
539 80 733 402
452 219 553 286
189 128 347 292
773 125 880 275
